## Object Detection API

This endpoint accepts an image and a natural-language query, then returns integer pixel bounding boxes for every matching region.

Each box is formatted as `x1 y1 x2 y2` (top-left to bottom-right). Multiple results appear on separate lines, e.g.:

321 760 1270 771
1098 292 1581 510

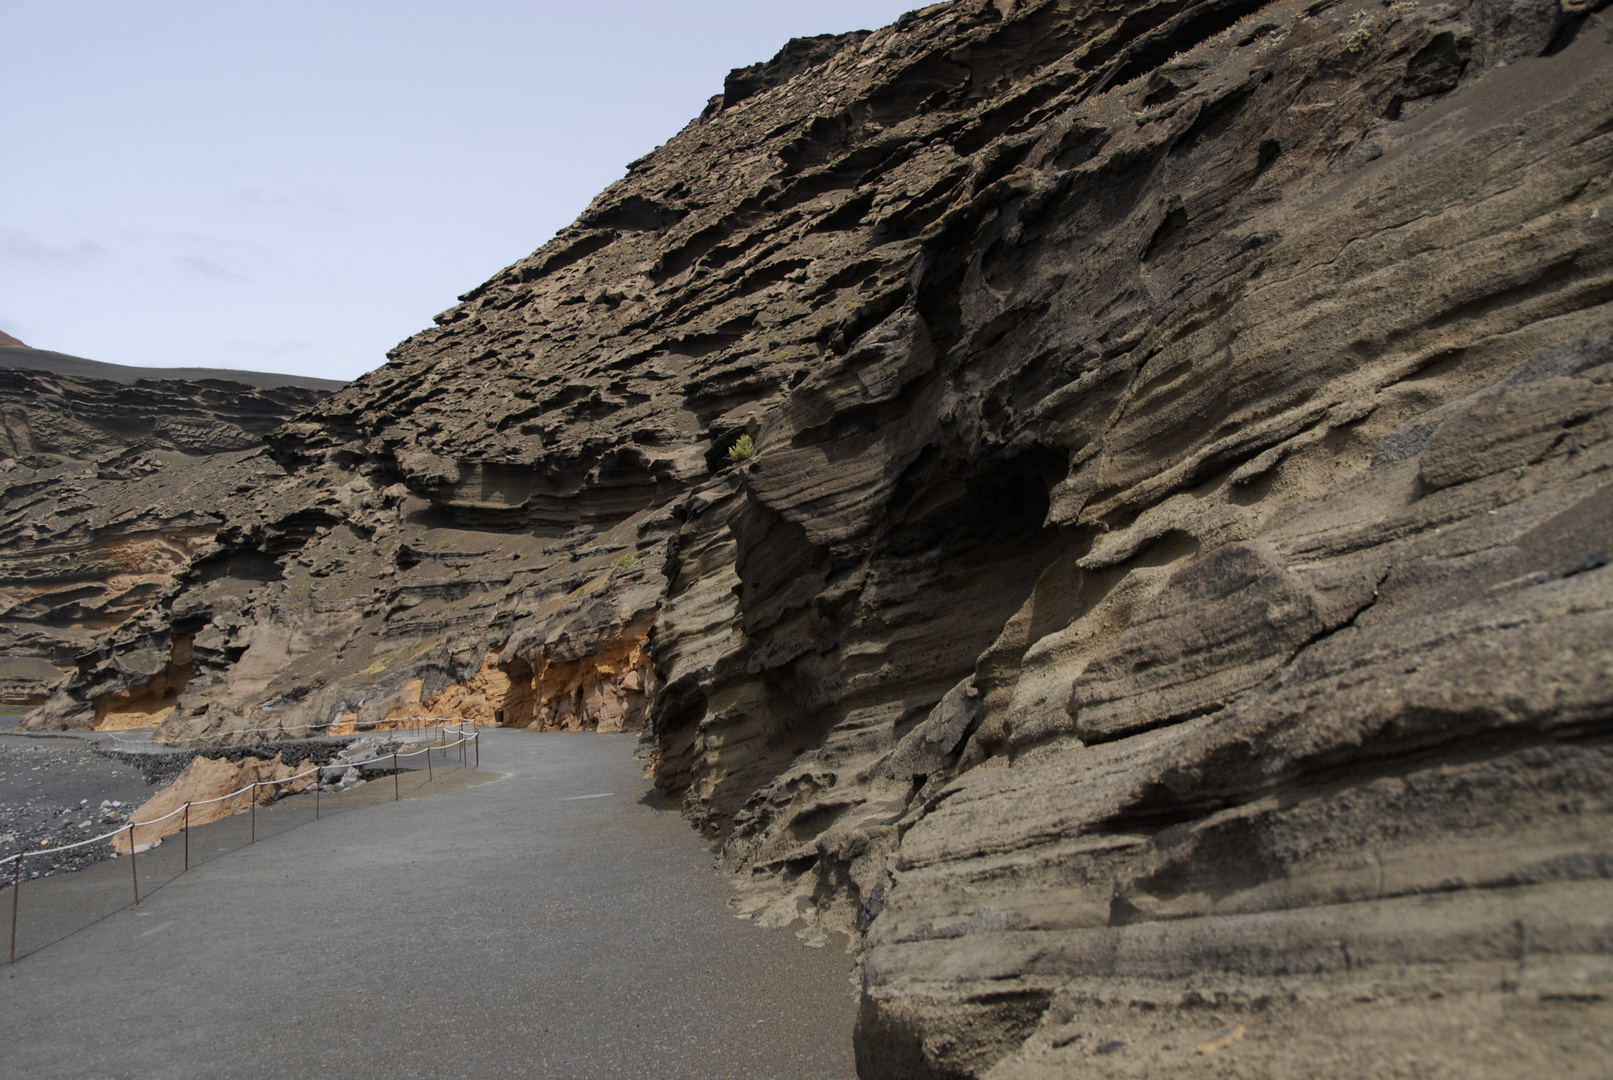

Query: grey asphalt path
0 730 859 1079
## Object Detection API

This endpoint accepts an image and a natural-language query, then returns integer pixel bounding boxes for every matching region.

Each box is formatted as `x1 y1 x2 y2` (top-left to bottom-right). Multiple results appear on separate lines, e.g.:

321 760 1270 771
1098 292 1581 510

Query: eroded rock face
12 0 1613 1073
0 366 333 709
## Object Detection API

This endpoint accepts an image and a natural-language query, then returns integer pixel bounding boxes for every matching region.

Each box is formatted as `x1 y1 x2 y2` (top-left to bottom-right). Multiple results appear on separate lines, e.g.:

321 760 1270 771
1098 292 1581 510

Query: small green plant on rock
727 434 755 462
616 552 639 569
1345 10 1372 52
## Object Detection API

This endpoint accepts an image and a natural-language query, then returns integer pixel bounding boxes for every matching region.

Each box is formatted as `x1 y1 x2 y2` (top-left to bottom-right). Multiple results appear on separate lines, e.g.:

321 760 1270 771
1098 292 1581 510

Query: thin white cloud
175 253 250 281
227 187 278 208
299 188 350 214
222 338 315 358
115 227 272 258
104 227 272 281
225 187 349 214
0 229 109 266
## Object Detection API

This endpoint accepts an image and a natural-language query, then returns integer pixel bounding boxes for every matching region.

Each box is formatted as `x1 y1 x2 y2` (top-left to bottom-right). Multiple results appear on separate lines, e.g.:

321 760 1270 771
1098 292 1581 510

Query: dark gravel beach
0 717 370 881
0 731 156 878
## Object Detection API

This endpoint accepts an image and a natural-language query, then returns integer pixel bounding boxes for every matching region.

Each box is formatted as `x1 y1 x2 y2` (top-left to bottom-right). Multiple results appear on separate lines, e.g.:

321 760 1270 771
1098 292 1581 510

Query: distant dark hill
0 346 348 393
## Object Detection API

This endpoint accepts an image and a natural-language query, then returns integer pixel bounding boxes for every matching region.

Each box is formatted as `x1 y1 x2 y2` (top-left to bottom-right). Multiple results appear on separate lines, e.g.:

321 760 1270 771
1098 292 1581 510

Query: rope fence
6 724 483 964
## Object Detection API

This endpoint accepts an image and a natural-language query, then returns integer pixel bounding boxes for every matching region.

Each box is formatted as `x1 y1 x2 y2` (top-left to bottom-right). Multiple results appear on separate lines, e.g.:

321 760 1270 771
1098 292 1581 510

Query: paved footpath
0 730 858 1079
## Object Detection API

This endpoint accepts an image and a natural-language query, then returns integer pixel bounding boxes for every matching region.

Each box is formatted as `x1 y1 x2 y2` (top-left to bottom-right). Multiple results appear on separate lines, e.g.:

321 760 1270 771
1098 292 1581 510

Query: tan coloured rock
415 654 513 722
114 752 316 852
502 615 657 732
93 634 195 730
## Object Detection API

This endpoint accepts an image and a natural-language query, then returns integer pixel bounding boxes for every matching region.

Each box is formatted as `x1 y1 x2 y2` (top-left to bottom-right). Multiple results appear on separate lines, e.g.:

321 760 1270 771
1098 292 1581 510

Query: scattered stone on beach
0 736 151 877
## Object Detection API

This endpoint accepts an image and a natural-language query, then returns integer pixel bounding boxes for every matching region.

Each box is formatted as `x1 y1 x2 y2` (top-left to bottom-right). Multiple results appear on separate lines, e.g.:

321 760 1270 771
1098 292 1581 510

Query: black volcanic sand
0 718 369 880
0 730 157 877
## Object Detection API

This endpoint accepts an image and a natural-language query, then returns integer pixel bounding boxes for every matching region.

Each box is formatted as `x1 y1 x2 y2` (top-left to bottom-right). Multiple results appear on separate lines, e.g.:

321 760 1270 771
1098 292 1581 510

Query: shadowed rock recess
18 0 1613 1073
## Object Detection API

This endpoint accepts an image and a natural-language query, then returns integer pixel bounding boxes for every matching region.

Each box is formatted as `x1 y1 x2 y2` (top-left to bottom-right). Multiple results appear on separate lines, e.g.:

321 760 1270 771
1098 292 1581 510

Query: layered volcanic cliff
18 0 1613 1073
0 362 335 711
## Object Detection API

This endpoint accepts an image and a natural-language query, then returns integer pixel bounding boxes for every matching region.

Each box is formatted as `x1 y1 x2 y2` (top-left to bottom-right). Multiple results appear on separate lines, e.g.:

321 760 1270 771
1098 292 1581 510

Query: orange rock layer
505 616 657 733
372 617 657 733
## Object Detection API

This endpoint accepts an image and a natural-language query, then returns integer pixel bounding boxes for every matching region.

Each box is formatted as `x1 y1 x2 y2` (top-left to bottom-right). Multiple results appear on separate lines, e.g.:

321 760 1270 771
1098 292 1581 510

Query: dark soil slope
0 346 347 393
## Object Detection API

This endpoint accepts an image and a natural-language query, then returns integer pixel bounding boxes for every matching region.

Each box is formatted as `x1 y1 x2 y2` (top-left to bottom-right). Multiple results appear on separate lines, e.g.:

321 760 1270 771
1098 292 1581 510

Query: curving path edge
0 730 858 1080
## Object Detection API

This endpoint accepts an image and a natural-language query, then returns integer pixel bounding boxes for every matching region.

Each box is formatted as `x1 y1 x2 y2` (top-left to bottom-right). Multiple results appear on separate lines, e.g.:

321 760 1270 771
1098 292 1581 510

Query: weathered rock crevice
92 633 196 730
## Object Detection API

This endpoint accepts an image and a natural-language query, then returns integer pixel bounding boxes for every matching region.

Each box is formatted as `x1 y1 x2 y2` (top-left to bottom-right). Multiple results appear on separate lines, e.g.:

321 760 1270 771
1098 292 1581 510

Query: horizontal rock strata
0 366 332 707
11 0 1613 1074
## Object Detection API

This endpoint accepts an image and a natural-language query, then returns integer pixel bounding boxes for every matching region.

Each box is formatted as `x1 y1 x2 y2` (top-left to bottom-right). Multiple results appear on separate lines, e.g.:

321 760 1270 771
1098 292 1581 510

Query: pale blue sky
1 1 924 380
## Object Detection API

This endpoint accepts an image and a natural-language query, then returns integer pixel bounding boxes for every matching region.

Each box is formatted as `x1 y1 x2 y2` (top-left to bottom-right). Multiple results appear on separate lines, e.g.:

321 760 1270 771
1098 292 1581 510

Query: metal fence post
393 753 400 800
251 784 257 844
426 746 432 782
316 776 321 820
10 857 19 964
475 731 480 769
129 824 139 906
184 803 191 872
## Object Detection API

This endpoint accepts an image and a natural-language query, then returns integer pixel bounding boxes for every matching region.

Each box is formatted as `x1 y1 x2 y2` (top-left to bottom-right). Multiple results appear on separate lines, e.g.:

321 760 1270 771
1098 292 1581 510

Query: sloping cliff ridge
0 366 333 709
23 0 1613 1073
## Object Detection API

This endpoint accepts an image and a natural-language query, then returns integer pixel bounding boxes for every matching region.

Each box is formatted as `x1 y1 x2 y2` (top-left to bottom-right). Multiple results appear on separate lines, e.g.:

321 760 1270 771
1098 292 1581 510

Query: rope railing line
8 726 482 964
106 715 480 737
1 731 481 869
101 718 470 744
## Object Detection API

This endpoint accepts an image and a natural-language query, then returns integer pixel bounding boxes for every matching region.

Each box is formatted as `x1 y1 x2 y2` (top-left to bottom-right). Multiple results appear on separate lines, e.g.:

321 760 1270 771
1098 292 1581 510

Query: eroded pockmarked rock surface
13 0 1613 1074
0 365 333 709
